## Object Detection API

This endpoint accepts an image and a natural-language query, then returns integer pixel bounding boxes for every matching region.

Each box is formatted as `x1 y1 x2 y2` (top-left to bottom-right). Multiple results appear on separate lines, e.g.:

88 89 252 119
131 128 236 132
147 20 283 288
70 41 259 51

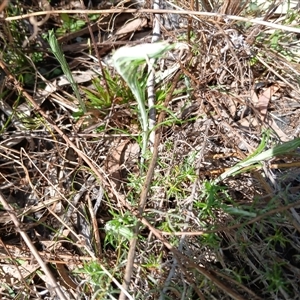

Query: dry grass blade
4 9 300 33
138 214 259 300
0 193 68 300
0 61 111 193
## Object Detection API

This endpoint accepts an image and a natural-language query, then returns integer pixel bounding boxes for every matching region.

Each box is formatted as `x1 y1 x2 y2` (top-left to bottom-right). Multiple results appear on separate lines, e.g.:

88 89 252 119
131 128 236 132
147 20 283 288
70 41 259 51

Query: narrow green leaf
48 29 86 112
216 137 300 182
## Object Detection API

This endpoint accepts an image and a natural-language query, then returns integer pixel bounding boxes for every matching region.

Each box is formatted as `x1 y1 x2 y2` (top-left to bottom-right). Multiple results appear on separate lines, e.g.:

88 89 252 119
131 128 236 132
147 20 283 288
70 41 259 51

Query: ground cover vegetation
0 0 300 299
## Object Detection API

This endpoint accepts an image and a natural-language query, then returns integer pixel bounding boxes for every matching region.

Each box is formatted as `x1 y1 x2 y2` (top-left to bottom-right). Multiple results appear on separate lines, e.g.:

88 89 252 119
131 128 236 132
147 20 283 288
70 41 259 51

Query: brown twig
147 0 162 147
0 60 119 199
0 237 33 293
211 267 263 300
119 71 182 300
214 23 245 86
139 213 253 300
0 192 68 300
80 0 111 98
87 194 102 257
0 0 8 12
5 9 300 34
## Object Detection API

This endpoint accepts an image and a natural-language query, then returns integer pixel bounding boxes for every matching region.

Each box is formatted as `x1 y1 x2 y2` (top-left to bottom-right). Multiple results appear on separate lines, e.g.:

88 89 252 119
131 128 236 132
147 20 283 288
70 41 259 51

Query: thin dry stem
119 71 182 299
0 192 68 300
4 9 300 34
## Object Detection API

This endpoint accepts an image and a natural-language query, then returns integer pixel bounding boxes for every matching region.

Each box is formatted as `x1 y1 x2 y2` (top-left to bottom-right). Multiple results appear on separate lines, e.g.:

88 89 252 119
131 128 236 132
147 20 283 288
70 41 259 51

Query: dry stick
147 0 161 148
255 54 300 95
87 194 103 257
0 61 113 195
0 237 33 293
119 71 182 300
80 1 111 98
23 4 51 47
159 123 212 299
5 8 300 34
138 212 251 300
0 60 132 299
140 70 181 212
0 193 68 300
214 23 244 86
117 163 296 297
211 267 263 300
0 0 8 12
187 0 195 43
